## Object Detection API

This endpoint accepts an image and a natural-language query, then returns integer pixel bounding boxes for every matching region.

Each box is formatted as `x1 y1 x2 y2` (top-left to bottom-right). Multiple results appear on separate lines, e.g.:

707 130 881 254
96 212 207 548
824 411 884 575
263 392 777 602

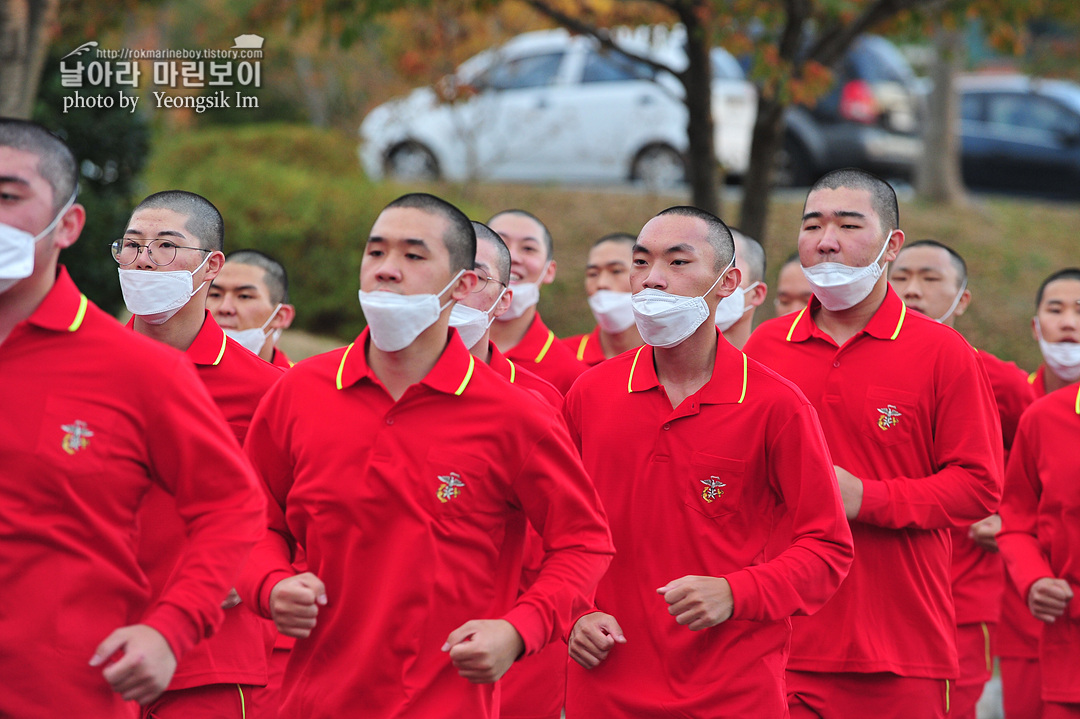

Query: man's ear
51 203 86 251
883 229 905 263
541 260 557 285
202 251 226 282
451 270 479 301
715 267 742 300
747 281 768 309
272 304 296 330
952 289 972 319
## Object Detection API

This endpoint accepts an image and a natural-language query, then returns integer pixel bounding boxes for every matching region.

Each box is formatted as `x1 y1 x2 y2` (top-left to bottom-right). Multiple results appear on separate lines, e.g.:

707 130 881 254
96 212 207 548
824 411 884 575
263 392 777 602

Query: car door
461 49 569 180
964 91 1080 192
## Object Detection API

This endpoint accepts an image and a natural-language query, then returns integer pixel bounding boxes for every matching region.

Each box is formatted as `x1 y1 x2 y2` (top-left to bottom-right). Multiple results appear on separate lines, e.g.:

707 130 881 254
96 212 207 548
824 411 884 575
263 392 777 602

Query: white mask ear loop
936 279 967 323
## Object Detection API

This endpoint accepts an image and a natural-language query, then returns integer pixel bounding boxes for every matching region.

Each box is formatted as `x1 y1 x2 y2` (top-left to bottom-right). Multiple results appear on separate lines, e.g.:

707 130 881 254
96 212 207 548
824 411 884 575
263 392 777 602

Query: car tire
631 144 686 190
773 136 814 188
384 142 440 182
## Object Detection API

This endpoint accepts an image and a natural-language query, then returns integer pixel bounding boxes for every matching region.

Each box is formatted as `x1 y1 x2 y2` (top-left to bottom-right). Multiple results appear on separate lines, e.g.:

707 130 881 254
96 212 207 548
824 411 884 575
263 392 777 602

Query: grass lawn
143 124 1079 370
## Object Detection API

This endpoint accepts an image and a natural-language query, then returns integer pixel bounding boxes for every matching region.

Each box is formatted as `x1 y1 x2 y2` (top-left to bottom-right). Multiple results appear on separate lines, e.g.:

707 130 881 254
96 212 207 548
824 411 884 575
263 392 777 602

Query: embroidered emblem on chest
61 420 94 455
876 404 902 431
700 476 726 503
437 472 465 503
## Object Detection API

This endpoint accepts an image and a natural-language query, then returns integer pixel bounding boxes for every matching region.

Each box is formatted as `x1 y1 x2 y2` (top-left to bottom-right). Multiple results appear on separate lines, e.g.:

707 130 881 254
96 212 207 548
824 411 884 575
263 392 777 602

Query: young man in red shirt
743 169 1003 718
999 377 1080 719
487 209 586 392
209 249 297 368
451 222 565 719
714 228 768 350
238 193 614 719
561 232 643 366
0 120 264 717
117 191 284 717
890 239 1034 718
563 206 854 718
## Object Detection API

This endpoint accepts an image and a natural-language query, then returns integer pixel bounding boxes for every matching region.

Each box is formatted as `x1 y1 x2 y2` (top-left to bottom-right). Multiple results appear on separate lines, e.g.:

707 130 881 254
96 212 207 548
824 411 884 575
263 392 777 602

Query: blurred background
3 0 1079 373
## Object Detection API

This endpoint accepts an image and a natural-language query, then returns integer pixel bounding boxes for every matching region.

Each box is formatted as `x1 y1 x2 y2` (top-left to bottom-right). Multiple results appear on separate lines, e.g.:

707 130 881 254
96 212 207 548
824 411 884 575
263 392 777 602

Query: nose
373 258 402 284
133 246 156 271
216 293 236 315
639 264 667 291
899 278 921 299
813 226 842 257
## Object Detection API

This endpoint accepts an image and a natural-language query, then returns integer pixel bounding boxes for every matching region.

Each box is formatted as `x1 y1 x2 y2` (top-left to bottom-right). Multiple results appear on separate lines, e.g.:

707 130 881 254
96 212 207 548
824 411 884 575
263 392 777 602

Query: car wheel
385 142 440 182
773 136 814 188
632 145 686 190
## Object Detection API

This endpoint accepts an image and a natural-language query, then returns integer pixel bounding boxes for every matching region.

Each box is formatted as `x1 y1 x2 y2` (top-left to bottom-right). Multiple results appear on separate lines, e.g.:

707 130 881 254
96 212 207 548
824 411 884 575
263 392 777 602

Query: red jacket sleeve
502 412 614 655
724 402 854 621
857 347 1003 530
140 353 267 660
997 411 1055 602
236 383 298 618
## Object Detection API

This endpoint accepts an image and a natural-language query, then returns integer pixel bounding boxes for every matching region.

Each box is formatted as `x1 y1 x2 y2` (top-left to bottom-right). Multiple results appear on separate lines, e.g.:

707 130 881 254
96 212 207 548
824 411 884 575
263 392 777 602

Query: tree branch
520 0 685 82
805 0 936 69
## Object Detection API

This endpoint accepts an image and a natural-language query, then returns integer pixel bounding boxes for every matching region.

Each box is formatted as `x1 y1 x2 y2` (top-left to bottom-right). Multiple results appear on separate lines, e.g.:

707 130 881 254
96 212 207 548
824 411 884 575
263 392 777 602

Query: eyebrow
802 210 867 222
0 174 31 187
210 281 261 292
474 260 492 274
632 242 697 255
586 259 630 270
367 236 431 250
124 228 187 239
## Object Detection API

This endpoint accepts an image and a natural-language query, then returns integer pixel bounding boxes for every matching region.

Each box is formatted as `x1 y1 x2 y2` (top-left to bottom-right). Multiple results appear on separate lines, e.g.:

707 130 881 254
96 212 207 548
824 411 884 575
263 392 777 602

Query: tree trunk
0 0 58 119
738 95 786 248
915 25 966 204
681 24 720 216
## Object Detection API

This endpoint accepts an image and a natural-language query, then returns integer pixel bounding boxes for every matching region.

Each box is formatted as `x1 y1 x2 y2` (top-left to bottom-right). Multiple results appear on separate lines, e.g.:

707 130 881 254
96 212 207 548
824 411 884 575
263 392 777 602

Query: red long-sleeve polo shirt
562 329 854 718
128 312 283 690
238 328 613 719
0 268 265 718
998 382 1080 702
744 289 1003 678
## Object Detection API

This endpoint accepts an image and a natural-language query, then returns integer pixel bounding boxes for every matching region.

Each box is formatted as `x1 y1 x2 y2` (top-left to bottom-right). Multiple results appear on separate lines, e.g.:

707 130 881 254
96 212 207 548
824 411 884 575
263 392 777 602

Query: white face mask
359 270 463 353
1035 317 1080 383
714 281 760 331
119 252 212 325
448 285 508 350
932 279 968 324
802 230 893 311
224 303 283 355
588 290 636 334
496 262 549 322
631 259 734 349
0 190 78 294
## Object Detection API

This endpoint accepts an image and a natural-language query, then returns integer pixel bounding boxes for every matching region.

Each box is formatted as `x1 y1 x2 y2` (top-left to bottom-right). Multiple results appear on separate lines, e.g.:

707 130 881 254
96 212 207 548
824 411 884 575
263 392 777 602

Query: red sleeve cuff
140 602 205 662
856 478 889 524
257 569 297 620
501 603 547 657
723 569 758 621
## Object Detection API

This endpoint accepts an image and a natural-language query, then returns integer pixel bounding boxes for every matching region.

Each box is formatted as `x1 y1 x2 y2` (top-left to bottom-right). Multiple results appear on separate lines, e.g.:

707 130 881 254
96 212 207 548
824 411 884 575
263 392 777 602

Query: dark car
958 74 1080 196
773 35 924 186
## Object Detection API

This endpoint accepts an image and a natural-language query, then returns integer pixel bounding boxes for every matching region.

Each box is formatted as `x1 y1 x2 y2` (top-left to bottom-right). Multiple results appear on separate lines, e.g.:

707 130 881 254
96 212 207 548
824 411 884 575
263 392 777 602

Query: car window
960 93 984 122
475 51 565 91
987 94 1080 135
581 50 655 83
710 49 745 81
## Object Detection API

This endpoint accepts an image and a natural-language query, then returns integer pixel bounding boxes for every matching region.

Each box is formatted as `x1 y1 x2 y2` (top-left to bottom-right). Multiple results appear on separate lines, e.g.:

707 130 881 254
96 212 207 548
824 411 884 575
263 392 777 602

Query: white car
358 27 757 186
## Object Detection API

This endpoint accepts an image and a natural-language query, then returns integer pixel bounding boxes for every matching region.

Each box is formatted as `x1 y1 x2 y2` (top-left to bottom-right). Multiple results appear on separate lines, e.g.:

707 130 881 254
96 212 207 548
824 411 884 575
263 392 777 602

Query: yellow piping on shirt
68 294 88 332
454 355 475 396
335 342 355 390
627 345 646 393
535 330 555 363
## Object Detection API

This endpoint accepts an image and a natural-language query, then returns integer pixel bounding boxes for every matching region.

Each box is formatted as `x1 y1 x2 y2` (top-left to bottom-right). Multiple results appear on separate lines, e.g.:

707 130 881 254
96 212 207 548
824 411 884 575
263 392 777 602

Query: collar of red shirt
783 285 908 344
626 326 748 405
124 309 228 366
514 312 557 363
487 341 519 383
25 266 89 333
335 327 477 396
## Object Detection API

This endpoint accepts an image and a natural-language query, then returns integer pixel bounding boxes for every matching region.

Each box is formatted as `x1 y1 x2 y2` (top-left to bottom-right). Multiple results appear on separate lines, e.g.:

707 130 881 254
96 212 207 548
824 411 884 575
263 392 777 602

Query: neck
258 339 275 362
133 301 207 352
469 333 494 364
721 314 754 351
1044 365 1073 394
812 277 888 347
599 324 644 358
490 306 536 353
653 324 717 410
367 320 450 402
0 262 59 347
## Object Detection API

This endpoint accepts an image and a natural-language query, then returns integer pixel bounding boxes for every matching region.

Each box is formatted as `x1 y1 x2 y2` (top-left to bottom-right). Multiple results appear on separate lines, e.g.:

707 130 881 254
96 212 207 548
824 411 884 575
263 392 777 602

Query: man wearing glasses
0 120 265 716
113 191 284 718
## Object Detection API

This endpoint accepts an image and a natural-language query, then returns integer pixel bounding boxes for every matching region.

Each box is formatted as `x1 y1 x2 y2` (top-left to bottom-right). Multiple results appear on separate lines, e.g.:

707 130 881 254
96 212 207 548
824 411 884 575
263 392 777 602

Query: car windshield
850 36 915 85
